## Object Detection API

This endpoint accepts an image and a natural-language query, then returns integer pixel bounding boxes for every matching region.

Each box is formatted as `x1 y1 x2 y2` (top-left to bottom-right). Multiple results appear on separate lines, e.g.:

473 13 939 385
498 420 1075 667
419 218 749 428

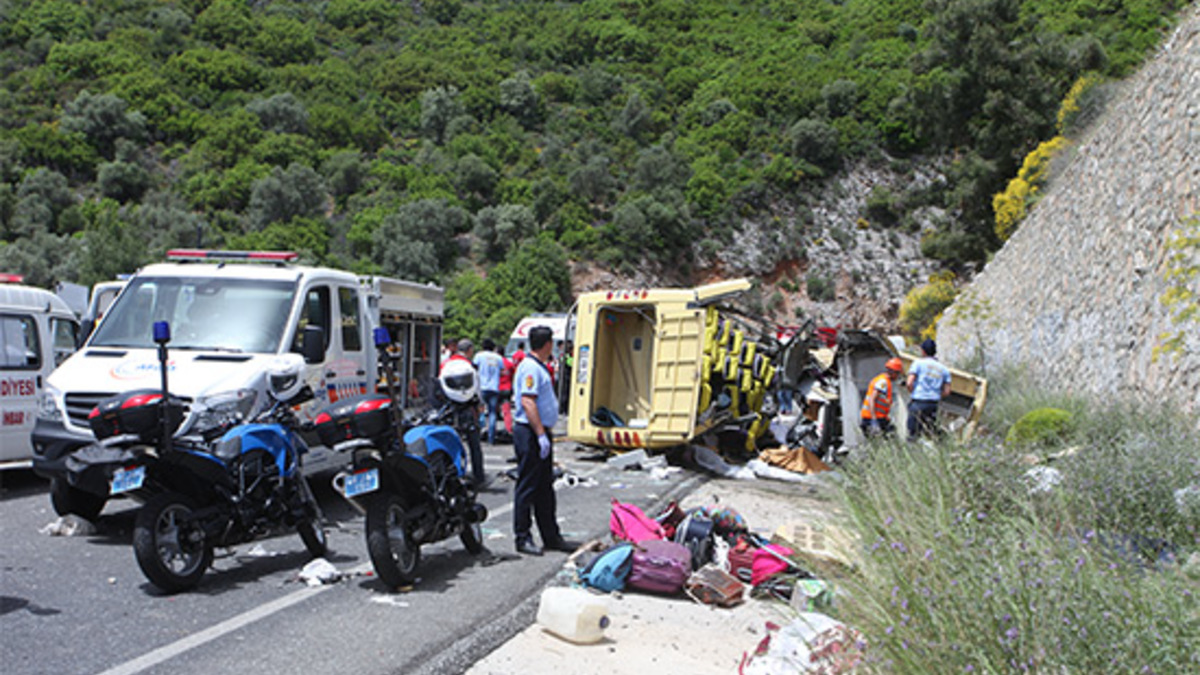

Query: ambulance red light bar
0 273 25 283
167 249 298 262
605 289 649 300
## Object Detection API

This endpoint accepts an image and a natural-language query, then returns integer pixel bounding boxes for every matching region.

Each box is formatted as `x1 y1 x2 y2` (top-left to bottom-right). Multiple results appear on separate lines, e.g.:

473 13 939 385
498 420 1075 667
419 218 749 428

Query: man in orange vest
860 358 904 436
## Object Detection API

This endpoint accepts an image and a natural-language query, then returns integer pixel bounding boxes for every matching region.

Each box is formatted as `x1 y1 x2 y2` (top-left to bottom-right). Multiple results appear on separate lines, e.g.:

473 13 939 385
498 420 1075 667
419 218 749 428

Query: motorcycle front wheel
297 518 327 557
295 478 328 557
133 492 212 593
366 494 420 589
460 517 484 555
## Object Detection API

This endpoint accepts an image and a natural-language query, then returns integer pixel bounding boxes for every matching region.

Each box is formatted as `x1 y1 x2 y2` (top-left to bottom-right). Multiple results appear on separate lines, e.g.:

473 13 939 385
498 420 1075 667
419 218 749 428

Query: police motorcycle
121 322 327 593
318 328 487 589
59 324 256 520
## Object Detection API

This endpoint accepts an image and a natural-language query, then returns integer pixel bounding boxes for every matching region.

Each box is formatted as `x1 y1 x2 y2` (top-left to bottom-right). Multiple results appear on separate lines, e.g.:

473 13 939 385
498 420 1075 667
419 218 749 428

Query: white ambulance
33 250 443 518
0 275 80 469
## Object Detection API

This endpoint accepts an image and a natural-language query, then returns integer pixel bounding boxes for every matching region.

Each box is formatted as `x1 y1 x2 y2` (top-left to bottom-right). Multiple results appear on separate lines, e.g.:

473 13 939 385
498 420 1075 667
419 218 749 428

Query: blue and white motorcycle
318 328 486 589
130 324 327 593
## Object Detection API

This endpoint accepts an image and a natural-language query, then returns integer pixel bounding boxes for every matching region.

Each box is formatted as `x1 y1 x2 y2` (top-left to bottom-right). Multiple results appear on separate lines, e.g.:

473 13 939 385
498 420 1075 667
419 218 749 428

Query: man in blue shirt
511 325 573 556
473 338 504 445
906 338 952 438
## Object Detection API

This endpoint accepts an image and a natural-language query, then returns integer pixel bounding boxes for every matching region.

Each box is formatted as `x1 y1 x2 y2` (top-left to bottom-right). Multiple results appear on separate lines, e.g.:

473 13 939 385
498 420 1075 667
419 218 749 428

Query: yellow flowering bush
992 135 1070 241
899 271 957 340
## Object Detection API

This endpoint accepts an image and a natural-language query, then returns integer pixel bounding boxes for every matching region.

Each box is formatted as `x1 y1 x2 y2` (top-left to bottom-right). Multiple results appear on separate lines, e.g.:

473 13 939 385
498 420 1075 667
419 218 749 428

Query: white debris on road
39 516 96 537
298 558 342 586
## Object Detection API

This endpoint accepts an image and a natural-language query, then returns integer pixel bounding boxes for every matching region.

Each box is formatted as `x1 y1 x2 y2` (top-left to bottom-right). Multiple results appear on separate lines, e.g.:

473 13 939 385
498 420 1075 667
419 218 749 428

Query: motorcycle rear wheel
366 494 420 589
133 492 212 593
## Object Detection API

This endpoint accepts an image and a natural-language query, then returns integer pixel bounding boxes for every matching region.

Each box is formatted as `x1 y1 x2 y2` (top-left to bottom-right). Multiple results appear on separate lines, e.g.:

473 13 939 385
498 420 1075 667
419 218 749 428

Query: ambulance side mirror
301 325 325 364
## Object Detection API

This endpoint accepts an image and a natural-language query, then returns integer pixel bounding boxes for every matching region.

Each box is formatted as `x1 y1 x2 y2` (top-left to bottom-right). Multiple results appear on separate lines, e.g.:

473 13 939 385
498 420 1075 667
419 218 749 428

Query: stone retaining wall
938 7 1200 418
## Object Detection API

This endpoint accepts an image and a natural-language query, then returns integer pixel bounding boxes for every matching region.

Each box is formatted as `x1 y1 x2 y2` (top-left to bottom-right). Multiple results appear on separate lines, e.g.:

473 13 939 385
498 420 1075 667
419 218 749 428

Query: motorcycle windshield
90 276 295 354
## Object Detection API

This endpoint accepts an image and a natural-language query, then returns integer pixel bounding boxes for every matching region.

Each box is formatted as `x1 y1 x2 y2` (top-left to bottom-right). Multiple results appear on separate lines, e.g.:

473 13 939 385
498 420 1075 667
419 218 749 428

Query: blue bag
578 542 635 592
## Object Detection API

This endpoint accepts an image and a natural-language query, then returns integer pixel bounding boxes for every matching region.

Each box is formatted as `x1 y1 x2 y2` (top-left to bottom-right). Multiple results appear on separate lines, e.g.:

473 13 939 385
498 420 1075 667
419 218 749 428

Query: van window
339 287 362 352
0 315 40 370
50 318 78 366
91 276 295 353
292 286 331 354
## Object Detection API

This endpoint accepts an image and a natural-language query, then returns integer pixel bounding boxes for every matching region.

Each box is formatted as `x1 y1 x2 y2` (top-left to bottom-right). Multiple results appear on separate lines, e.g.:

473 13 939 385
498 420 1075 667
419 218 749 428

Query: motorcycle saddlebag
314 394 397 448
88 389 185 443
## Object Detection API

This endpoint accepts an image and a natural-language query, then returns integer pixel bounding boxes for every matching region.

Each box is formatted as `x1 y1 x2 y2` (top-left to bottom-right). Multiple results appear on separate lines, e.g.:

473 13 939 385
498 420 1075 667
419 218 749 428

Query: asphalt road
0 439 698 675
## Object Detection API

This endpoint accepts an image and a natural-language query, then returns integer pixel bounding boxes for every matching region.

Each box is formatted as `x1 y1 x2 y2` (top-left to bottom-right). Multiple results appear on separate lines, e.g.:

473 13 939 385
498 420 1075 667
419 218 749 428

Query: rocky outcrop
938 7 1200 417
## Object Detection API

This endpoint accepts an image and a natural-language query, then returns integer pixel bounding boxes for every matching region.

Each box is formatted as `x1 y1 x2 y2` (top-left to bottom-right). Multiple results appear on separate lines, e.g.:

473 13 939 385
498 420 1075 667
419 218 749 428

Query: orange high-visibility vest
860 373 893 420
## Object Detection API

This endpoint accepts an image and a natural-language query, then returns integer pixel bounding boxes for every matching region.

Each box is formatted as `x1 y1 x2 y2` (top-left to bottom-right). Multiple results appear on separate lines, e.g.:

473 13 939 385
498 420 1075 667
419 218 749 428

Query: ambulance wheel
50 478 105 522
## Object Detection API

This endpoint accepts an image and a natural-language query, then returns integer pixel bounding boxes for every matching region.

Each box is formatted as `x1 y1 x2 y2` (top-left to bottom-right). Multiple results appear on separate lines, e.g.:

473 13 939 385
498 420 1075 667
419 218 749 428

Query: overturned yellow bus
565 279 782 451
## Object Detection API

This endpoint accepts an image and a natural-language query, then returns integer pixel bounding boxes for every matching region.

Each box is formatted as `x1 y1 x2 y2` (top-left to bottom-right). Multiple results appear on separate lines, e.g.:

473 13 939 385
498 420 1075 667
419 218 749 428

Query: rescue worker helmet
885 357 904 373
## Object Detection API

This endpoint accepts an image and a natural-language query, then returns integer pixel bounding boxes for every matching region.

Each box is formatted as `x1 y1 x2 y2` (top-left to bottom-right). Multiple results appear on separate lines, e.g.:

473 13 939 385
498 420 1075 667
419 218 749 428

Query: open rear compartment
588 304 657 429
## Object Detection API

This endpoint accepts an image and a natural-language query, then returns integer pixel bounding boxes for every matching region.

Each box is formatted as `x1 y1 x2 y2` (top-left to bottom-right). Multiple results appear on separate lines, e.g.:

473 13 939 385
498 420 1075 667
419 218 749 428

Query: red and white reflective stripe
0 273 25 283
166 249 298 262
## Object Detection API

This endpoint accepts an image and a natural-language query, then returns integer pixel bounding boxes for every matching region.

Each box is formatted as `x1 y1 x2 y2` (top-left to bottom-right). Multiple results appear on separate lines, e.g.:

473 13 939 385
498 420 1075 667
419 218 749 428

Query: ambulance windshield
90 276 295 353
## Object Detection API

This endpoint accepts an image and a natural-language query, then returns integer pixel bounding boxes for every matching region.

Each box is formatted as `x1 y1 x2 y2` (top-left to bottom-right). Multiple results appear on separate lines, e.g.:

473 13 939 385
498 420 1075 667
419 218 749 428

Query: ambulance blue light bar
166 249 298 263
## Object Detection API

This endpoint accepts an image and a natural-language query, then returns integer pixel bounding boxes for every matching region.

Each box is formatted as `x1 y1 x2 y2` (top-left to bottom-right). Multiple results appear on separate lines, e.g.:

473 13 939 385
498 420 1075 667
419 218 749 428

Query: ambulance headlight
191 388 258 435
37 385 63 422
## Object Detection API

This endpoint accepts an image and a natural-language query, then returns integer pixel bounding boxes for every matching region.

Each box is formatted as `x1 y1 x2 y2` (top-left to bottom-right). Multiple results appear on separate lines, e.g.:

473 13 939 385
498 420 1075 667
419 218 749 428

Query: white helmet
266 354 305 401
439 358 479 404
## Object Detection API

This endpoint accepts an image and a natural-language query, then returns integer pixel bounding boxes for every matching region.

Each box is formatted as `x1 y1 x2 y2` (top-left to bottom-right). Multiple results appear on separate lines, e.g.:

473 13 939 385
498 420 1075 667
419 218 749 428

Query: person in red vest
860 358 904 436
499 349 516 437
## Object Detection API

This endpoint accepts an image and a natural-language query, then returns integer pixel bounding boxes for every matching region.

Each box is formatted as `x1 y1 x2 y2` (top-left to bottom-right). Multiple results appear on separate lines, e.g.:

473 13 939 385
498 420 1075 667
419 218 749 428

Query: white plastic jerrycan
536 586 611 644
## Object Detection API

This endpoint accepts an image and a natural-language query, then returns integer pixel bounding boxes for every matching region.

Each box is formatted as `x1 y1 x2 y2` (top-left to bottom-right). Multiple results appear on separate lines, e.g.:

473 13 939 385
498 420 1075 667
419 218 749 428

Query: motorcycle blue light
153 321 171 343
373 327 390 347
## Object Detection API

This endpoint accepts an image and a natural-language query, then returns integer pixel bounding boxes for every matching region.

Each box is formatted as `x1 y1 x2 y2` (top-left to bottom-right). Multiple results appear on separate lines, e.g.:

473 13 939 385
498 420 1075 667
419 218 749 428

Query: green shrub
806 273 835 302
1005 407 1076 448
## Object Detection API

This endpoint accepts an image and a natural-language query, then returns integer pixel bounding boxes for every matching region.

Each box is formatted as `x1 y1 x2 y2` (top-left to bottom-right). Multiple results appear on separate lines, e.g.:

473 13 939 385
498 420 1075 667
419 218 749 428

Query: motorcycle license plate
344 468 379 498
110 466 146 495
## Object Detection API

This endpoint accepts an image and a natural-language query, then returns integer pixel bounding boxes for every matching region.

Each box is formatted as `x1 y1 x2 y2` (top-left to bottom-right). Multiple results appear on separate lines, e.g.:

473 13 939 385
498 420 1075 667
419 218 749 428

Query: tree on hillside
247 163 327 230
472 203 536 264
60 91 147 160
372 198 468 282
420 86 464 145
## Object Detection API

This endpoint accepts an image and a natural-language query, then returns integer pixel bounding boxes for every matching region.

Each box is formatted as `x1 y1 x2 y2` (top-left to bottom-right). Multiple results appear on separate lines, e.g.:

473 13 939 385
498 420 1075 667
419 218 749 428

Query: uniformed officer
511 325 574 556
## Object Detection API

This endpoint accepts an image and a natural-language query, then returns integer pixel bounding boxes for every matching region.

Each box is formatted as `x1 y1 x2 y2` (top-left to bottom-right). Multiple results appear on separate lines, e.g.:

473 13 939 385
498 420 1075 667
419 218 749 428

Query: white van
0 275 80 469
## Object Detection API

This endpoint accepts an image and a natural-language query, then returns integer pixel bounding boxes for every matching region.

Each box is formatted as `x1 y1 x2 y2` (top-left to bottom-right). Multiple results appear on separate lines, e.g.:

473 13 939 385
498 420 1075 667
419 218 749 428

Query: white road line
95 584 335 675
98 459 603 675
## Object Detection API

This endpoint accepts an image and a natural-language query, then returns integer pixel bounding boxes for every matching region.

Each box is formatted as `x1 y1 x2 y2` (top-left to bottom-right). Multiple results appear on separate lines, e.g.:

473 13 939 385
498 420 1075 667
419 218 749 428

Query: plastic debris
298 558 342 586
1174 485 1200 519
39 516 96 537
242 543 278 558
1023 465 1064 494
740 612 864 675
606 448 648 469
692 446 756 480
370 596 410 608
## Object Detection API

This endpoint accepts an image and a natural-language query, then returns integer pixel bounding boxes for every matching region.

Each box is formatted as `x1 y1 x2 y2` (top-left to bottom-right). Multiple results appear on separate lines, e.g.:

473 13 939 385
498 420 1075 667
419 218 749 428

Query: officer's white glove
537 434 551 459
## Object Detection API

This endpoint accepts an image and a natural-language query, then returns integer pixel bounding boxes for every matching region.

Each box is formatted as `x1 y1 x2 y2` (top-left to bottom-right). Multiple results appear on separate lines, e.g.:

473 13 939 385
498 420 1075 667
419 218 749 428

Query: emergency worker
860 358 904 436
511 326 574 556
906 339 952 438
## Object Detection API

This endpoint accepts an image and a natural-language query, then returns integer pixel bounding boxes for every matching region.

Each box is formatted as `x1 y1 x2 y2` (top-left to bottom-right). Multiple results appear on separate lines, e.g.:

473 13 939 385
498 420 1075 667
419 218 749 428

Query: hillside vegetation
0 0 1181 339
